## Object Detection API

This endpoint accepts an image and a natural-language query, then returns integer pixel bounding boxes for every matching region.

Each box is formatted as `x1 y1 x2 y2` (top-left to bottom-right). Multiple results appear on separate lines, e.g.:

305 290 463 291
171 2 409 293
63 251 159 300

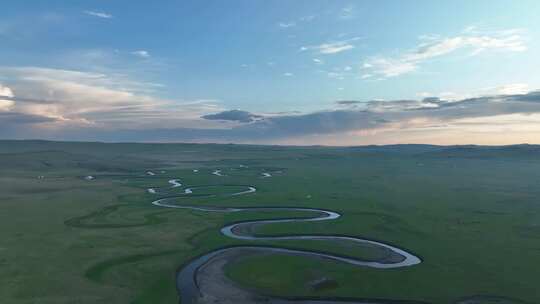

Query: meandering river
147 171 422 304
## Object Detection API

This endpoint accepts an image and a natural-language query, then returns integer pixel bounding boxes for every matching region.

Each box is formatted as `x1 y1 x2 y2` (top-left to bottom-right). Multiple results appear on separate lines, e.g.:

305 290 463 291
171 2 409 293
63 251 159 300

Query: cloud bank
1 66 540 145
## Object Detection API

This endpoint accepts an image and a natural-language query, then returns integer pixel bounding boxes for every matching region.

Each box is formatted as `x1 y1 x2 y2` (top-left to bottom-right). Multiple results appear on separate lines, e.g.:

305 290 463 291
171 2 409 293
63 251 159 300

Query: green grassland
1 140 539 304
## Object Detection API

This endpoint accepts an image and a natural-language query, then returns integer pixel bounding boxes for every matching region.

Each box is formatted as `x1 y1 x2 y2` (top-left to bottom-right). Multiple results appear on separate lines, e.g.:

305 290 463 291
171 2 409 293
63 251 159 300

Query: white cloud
364 58 417 77
363 28 527 78
131 50 150 58
283 72 294 77
84 10 113 19
320 44 354 54
302 42 353 54
312 58 323 64
423 83 532 101
416 92 432 98
278 22 296 28
301 37 361 55
410 34 526 60
492 83 530 95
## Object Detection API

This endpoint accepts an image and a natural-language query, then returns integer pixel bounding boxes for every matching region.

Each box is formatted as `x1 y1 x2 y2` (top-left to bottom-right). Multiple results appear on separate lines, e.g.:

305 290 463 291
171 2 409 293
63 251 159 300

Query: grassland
1 140 539 304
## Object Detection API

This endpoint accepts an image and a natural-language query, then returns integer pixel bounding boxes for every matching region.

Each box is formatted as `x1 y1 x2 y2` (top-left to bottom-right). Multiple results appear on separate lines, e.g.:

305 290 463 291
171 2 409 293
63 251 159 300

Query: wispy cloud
278 22 296 28
301 37 361 55
363 27 527 78
278 15 316 29
84 10 113 19
362 59 416 78
318 65 355 80
339 5 355 20
131 50 150 58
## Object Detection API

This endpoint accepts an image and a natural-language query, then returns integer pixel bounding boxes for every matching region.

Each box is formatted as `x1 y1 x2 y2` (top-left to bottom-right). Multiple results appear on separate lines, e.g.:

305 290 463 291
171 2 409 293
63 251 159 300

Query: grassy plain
1 140 539 304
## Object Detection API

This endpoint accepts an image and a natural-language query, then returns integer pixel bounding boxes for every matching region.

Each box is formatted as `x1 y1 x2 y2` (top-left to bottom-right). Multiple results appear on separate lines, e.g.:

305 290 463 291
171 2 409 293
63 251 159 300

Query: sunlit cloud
0 67 224 130
4 77 540 144
0 84 15 111
0 99 14 112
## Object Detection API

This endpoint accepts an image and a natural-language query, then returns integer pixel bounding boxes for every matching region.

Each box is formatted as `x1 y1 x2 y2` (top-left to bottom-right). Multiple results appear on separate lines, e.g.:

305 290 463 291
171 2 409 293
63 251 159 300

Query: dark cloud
408 91 540 120
257 110 378 136
57 110 383 143
336 100 364 105
0 95 58 104
510 90 540 102
202 110 263 123
337 98 445 111
0 112 57 139
187 91 540 141
0 112 56 124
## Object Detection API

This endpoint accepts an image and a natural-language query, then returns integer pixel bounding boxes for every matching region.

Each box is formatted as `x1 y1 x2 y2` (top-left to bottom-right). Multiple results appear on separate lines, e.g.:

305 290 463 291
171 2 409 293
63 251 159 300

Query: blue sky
1 1 540 145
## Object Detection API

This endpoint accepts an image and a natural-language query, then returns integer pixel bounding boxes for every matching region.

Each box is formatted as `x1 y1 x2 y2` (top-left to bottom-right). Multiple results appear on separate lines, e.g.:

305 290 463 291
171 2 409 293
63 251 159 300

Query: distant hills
0 140 538 159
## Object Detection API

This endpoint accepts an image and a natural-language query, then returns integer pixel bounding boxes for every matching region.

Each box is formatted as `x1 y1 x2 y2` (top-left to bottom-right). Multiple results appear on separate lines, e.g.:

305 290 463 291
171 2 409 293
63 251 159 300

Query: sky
1 0 540 145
